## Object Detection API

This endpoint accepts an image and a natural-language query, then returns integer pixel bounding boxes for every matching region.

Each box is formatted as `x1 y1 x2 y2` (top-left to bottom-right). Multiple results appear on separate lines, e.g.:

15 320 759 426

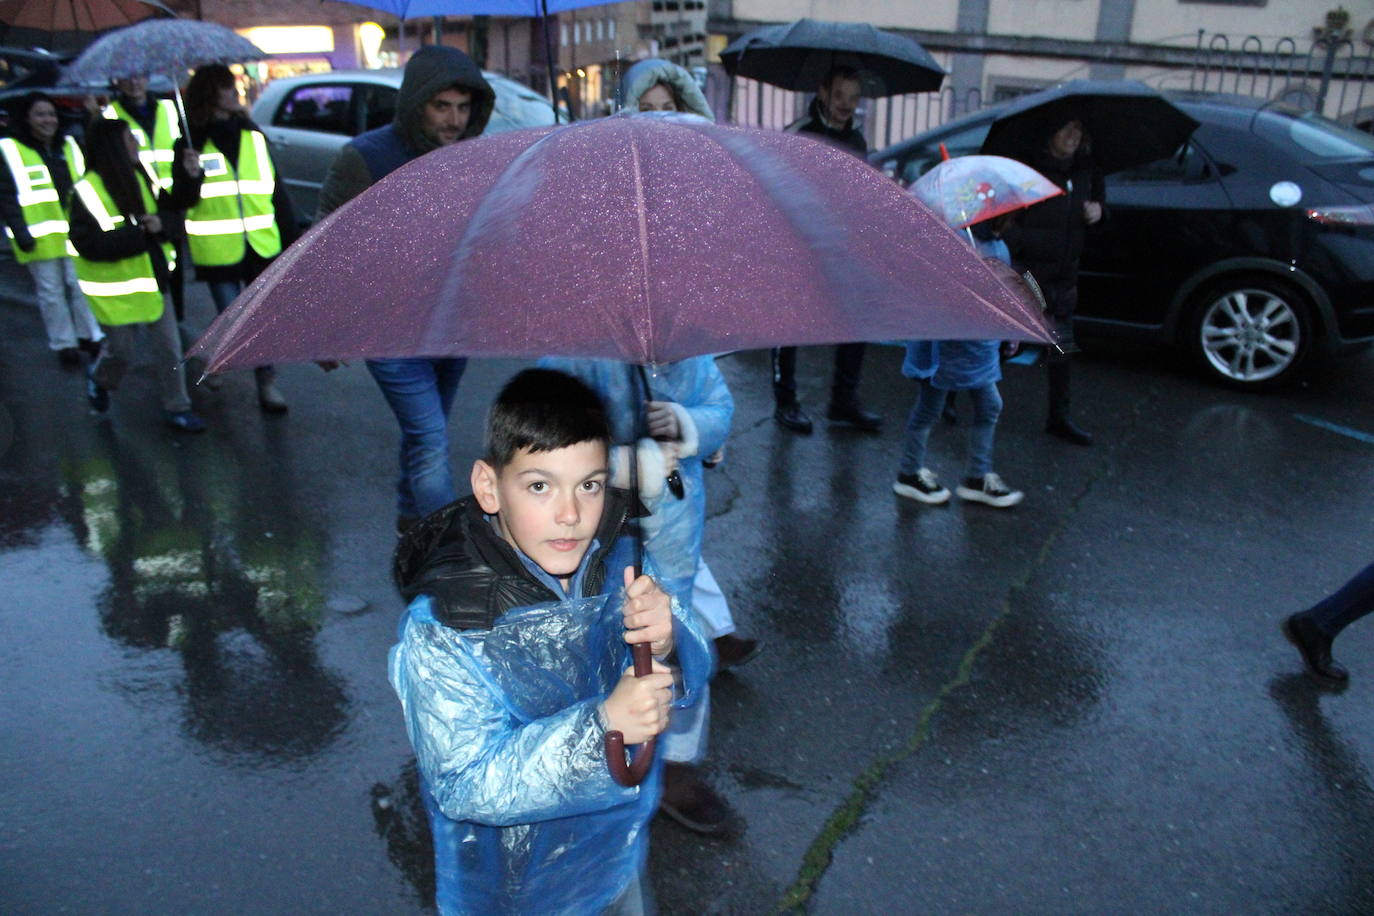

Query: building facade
709 0 1374 148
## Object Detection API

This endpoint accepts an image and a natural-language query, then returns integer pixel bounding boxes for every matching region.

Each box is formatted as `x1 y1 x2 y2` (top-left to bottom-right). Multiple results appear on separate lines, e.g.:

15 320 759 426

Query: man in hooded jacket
317 46 495 533
773 65 882 435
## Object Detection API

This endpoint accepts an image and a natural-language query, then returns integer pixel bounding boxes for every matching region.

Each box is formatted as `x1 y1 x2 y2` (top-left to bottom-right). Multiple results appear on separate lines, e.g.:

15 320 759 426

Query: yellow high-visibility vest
69 170 175 326
103 99 181 190
184 129 282 268
0 135 84 263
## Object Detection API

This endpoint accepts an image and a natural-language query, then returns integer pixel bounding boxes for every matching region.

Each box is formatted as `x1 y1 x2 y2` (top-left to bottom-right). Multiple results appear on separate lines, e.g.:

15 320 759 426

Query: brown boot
256 371 288 413
658 763 733 836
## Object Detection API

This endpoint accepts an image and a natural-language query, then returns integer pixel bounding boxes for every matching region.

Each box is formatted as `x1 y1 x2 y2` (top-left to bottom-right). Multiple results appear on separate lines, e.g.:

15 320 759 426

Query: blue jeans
208 279 274 381
1308 560 1374 638
366 357 467 519
899 380 1002 479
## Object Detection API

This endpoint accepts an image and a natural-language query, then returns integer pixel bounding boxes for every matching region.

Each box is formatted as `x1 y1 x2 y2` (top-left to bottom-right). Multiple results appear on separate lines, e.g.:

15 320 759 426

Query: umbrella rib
628 132 654 365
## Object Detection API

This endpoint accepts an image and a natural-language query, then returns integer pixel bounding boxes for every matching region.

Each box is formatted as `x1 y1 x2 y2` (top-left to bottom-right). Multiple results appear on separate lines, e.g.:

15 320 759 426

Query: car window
358 84 397 133
1254 108 1374 161
897 122 992 185
1110 141 1212 183
273 84 353 135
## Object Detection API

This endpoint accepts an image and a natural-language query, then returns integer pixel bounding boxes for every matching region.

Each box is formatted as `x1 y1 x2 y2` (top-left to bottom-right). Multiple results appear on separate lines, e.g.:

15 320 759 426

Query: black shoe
1282 613 1349 685
57 347 83 368
658 764 734 836
1046 416 1093 446
827 401 883 432
774 402 813 434
714 633 762 670
86 374 110 414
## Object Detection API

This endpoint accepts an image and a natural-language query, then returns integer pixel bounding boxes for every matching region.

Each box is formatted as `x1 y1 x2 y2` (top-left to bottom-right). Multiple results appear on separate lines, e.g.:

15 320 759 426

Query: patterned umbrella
61 18 267 85
910 155 1063 229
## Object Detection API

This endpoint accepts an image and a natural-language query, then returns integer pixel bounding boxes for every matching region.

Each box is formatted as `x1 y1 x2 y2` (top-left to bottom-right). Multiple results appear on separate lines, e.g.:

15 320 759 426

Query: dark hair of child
485 368 612 470
82 118 150 219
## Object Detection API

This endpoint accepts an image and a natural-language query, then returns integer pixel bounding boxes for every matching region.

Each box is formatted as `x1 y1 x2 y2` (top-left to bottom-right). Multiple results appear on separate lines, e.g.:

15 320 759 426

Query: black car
871 92 1374 389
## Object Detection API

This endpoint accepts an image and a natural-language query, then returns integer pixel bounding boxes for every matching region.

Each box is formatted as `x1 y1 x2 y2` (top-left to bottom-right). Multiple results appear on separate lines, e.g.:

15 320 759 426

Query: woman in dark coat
1008 116 1104 446
171 64 299 413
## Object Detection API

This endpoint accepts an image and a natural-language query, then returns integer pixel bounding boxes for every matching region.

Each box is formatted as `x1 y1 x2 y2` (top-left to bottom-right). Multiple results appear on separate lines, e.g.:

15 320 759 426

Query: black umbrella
979 79 1199 175
720 18 944 96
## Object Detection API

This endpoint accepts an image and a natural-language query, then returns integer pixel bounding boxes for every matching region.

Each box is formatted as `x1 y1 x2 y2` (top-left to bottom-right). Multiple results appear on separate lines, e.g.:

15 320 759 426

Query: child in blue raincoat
389 368 711 915
894 218 1025 509
539 354 736 833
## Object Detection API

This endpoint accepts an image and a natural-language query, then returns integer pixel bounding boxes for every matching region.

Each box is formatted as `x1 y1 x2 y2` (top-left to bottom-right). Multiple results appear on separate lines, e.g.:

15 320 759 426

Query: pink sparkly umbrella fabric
191 112 1054 372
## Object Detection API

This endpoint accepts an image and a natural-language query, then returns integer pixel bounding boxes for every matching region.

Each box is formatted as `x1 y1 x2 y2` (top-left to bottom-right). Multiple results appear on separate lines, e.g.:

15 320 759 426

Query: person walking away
1283 560 1374 686
316 46 495 535
101 75 189 324
0 91 104 367
772 65 881 435
1007 116 1104 446
894 217 1024 508
68 118 205 432
620 57 763 670
390 368 712 915
171 64 296 414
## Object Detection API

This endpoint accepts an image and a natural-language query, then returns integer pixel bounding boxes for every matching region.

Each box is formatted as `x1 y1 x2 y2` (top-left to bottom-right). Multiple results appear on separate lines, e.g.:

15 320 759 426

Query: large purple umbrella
191 112 1052 373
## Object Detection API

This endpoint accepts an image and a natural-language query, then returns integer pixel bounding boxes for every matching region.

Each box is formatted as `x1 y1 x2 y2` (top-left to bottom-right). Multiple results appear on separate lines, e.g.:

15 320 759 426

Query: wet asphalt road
1 263 1372 915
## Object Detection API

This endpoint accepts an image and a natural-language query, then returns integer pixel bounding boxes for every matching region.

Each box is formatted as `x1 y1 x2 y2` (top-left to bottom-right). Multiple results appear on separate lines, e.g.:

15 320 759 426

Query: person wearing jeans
1283 560 1374 686
364 357 467 526
315 47 497 534
204 279 283 408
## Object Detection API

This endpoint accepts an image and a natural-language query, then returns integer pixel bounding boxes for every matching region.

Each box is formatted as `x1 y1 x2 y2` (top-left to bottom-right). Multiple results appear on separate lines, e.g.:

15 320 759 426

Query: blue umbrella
330 0 615 120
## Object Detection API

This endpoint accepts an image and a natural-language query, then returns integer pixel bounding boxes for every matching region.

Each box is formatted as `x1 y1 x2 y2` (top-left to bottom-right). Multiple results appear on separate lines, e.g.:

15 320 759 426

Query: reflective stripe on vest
103 99 181 189
184 129 282 268
0 136 83 262
70 172 173 326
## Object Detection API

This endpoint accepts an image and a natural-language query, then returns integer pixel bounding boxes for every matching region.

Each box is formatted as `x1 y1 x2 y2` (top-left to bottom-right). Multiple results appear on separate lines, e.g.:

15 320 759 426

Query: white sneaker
894 468 951 505
956 472 1024 508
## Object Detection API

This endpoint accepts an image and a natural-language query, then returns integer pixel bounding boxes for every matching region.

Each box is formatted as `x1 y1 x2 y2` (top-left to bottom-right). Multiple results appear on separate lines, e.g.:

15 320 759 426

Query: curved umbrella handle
605 641 656 787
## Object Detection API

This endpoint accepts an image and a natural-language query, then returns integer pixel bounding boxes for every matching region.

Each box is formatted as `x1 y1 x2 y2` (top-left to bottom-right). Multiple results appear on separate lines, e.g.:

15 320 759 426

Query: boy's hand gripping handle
605 641 656 786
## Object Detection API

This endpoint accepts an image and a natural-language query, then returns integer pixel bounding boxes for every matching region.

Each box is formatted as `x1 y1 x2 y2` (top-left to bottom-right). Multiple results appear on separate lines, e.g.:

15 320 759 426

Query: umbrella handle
605 641 656 786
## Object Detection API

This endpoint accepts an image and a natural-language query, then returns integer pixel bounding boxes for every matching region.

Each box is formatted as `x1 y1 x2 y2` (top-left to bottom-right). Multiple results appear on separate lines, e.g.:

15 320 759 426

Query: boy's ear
471 459 501 515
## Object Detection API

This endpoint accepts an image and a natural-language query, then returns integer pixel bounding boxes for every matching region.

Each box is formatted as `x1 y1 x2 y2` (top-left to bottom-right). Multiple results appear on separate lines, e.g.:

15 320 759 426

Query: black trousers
772 343 867 407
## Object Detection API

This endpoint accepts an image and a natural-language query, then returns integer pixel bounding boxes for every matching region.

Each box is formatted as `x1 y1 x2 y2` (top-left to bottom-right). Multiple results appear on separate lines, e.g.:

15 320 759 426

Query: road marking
1293 413 1374 445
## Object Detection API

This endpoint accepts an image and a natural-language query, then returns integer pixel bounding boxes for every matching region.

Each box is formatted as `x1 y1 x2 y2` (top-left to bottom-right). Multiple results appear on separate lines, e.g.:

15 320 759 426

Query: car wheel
1186 276 1314 389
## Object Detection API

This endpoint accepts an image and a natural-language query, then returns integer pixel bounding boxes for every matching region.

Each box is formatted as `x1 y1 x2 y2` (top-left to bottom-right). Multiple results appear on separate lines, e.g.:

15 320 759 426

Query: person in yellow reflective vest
68 118 208 433
172 64 298 414
0 91 104 367
101 75 188 321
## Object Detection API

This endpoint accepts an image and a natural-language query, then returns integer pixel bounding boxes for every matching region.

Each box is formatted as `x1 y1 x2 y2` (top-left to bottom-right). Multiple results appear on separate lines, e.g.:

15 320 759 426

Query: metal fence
718 29 1374 153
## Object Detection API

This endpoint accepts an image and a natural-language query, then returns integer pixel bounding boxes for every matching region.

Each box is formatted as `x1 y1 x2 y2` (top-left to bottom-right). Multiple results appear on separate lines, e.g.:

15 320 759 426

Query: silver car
251 69 557 221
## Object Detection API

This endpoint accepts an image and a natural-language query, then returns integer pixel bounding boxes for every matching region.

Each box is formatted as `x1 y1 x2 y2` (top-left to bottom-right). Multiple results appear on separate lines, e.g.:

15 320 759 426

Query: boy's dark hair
486 368 611 469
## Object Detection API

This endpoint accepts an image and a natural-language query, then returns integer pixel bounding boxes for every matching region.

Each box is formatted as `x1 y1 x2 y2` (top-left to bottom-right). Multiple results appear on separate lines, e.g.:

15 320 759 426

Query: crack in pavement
772 387 1154 914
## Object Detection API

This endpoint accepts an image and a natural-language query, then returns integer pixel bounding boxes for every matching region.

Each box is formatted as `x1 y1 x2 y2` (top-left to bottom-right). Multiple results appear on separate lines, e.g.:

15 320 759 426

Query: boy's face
472 441 609 585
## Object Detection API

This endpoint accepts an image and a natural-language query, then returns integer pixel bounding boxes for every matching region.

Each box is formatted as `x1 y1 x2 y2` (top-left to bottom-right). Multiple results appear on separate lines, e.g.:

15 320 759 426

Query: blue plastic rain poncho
390 524 711 915
903 235 1011 390
537 357 734 611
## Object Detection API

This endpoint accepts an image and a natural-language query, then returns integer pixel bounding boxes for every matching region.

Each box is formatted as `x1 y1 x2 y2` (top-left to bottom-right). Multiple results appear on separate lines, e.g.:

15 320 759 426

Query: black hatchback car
871 92 1374 389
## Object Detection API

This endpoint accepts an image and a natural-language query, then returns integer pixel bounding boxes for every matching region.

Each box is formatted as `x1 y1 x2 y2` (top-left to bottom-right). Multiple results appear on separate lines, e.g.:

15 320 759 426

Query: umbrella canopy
190 112 1051 373
329 0 612 16
61 18 267 84
911 155 1063 229
0 0 172 54
720 18 944 97
979 79 1199 176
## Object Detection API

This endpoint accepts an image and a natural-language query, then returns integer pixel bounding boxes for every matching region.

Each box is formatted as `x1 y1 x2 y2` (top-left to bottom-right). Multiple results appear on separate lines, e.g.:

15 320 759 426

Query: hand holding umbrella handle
605 641 657 787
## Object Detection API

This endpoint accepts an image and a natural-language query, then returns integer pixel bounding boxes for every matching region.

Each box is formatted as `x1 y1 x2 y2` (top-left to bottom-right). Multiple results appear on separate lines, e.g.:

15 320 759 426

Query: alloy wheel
1199 287 1302 383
